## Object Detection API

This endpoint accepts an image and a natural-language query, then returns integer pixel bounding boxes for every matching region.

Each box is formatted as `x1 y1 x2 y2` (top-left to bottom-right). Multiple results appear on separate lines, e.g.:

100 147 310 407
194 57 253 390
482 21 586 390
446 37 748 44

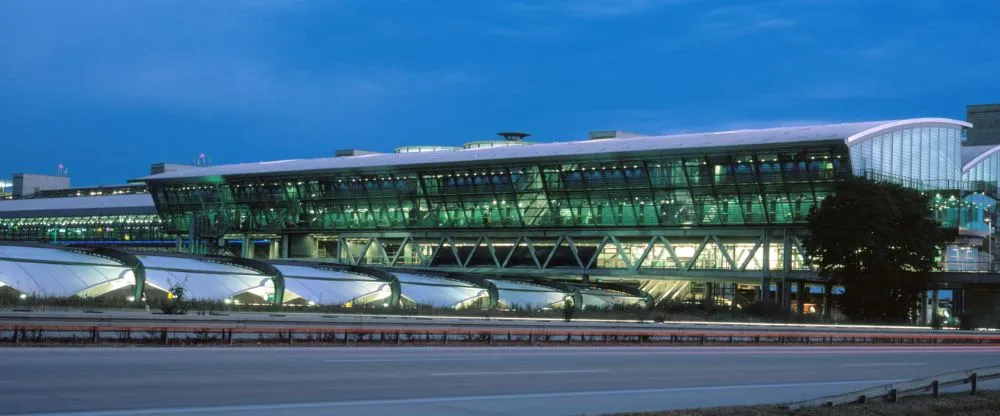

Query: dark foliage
803 179 952 323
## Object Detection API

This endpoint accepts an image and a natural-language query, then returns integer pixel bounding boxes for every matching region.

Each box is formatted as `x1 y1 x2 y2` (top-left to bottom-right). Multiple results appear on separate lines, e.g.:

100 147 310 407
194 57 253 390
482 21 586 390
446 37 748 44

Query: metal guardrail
5 324 1000 346
787 365 1000 409
0 310 960 334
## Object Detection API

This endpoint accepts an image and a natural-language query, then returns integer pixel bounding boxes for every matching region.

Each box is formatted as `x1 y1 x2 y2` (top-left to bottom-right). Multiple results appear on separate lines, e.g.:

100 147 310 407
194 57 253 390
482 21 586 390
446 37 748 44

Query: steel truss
328 228 816 282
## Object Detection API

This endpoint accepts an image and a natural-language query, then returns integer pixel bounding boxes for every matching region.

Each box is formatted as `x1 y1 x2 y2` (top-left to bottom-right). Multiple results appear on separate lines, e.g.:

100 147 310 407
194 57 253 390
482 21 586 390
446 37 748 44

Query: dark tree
803 179 952 323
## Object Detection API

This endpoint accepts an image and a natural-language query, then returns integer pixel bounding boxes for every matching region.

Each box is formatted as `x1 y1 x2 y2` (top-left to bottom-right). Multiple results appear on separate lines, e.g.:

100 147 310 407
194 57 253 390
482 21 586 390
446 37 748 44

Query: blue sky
1 0 998 186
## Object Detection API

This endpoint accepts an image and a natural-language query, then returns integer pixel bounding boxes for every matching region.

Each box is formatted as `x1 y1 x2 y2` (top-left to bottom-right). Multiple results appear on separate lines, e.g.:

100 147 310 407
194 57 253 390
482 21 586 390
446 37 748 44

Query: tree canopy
803 179 953 323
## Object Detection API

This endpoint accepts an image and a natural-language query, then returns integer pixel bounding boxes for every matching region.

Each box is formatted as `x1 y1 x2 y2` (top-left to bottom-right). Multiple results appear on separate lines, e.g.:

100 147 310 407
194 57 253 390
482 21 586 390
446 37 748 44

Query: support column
287 235 317 259
269 240 280 259
761 230 771 304
797 281 807 315
241 235 253 259
775 281 785 309
931 289 941 322
175 236 183 252
704 282 714 307
731 282 738 313
918 291 928 325
823 283 833 321
782 231 792 312
280 235 290 259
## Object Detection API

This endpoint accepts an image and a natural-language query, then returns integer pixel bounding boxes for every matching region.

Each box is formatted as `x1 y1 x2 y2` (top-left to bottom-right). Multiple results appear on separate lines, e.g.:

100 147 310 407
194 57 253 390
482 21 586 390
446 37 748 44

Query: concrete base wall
964 288 1000 329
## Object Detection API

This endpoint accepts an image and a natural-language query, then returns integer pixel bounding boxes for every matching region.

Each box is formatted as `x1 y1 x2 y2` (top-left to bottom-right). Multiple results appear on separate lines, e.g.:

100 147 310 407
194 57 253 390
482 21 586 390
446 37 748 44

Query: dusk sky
1 0 998 186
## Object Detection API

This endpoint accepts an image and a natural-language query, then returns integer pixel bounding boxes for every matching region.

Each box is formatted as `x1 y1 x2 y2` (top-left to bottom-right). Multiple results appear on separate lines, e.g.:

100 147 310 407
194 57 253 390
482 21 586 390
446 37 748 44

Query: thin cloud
508 0 696 19
0 1 472 120
661 3 799 50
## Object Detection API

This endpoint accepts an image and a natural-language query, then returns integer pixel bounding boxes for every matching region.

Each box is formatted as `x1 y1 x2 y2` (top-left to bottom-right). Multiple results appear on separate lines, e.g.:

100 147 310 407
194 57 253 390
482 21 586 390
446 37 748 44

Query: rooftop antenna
195 153 212 166
57 164 68 177
498 132 531 142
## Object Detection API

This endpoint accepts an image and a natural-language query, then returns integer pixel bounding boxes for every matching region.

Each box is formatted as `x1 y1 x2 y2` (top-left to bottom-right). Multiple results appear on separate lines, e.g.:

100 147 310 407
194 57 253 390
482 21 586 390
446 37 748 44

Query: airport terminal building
3 107 1000 323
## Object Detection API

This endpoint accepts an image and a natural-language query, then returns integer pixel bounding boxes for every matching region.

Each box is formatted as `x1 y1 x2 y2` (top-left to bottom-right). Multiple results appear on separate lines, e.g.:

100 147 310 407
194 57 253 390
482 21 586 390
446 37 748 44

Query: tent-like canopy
0 243 134 298
272 262 394 306
488 278 569 310
136 253 279 303
393 272 489 308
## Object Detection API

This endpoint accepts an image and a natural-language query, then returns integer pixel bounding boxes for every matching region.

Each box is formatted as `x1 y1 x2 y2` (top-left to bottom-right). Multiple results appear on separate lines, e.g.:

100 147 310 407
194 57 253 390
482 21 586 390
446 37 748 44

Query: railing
939 261 1000 273
860 170 997 196
4 324 1000 346
787 365 1000 409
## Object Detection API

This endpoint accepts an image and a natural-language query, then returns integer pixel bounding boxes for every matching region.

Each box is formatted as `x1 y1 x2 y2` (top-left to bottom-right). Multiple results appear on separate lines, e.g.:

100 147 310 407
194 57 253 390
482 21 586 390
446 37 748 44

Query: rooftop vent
588 131 641 140
335 149 382 157
498 132 531 141
394 146 458 154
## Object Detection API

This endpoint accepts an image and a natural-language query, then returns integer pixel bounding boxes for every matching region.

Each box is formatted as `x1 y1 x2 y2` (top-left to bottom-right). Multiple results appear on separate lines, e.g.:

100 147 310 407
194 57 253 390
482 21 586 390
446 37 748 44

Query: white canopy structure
272 263 393 306
393 272 489 308
577 287 648 309
0 242 653 311
0 244 134 298
488 279 568 310
136 254 277 303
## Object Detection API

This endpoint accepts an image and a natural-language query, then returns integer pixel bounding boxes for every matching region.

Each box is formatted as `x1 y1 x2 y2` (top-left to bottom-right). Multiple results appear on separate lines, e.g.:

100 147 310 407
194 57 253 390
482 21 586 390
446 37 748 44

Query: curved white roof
0 245 133 297
962 144 1000 172
393 272 488 308
273 263 390 306
844 118 972 145
489 279 568 309
0 194 156 218
136 254 274 301
139 118 971 181
578 288 646 309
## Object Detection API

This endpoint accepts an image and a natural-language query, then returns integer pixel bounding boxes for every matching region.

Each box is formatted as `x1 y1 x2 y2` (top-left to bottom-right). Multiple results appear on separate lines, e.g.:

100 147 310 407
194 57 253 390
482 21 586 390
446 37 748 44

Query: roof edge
845 118 972 145
963 144 1000 172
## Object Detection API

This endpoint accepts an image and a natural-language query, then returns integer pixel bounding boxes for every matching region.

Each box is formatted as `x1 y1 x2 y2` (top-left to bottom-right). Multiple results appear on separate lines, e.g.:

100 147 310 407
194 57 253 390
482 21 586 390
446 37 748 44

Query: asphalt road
3 346 1000 416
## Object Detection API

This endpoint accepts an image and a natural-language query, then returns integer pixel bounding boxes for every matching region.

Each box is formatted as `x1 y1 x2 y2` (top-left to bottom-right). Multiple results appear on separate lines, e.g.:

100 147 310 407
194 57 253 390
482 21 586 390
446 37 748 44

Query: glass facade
0 214 165 242
963 150 1000 195
149 145 850 234
850 126 963 189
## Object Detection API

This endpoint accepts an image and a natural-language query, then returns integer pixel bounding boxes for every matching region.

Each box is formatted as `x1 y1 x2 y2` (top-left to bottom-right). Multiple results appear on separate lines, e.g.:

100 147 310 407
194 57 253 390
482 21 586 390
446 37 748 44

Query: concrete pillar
241 235 253 259
918 291 928 325
775 281 784 309
175 236 183 252
704 282 714 307
796 281 807 315
762 231 771 304
287 235 317 259
731 282 738 313
823 283 833 321
931 289 941 320
777 280 792 312
269 240 280 259
280 235 290 259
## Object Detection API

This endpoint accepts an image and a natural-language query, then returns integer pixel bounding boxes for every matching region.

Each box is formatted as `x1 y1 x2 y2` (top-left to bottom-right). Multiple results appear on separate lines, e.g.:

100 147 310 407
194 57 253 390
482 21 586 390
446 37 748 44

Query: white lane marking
430 369 608 377
20 378 909 416
323 358 491 363
841 362 928 367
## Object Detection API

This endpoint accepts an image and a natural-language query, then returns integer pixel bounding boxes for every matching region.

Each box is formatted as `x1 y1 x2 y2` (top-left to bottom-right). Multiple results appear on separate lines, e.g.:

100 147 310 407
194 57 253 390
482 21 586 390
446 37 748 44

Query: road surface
3 346 1000 415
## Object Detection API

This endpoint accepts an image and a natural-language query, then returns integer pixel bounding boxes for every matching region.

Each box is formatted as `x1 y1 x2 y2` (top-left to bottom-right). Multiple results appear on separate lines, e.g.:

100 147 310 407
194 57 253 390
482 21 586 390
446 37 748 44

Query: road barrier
4 324 1000 347
0 310 972 335
788 365 1000 409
